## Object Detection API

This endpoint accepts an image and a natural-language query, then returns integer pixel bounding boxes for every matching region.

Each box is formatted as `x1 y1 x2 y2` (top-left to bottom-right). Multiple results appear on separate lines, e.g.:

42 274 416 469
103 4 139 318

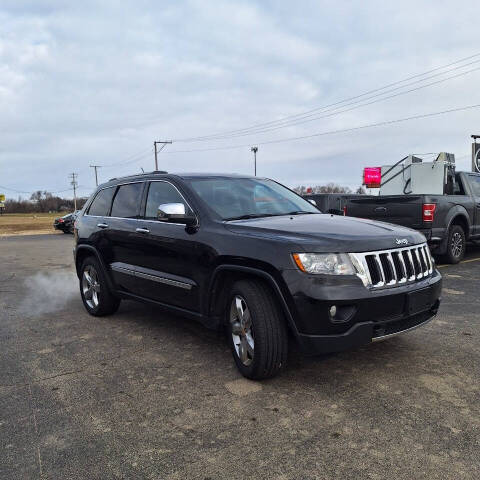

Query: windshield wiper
224 211 317 221
224 213 279 221
283 211 317 215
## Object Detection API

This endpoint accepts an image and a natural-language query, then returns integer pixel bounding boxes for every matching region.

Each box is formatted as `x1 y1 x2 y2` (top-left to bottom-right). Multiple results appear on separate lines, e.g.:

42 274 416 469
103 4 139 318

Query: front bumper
282 268 442 355
296 302 439 354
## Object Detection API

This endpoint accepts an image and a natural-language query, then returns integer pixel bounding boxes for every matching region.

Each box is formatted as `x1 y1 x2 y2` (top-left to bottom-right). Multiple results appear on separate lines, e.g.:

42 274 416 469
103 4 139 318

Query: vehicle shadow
110 298 423 386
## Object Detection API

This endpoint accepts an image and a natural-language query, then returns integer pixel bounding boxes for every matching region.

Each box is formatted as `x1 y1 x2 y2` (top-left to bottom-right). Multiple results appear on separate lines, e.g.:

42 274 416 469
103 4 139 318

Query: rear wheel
227 279 288 380
80 256 120 316
445 225 466 264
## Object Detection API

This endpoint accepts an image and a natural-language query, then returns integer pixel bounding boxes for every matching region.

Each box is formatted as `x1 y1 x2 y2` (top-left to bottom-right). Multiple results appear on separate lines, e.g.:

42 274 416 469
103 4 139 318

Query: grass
0 212 71 236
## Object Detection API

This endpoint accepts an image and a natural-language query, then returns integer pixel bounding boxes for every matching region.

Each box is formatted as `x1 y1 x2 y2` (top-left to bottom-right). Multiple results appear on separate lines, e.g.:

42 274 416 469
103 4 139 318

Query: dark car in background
304 172 480 264
73 172 442 379
54 211 78 234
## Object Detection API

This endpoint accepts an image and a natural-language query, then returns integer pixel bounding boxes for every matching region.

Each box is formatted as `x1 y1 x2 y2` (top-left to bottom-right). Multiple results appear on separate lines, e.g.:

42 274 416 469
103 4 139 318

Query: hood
224 213 425 253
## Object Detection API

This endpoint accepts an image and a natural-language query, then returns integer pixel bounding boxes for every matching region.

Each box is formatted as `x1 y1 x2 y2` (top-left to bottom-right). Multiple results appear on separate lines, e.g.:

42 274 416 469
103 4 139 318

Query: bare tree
6 192 87 213
293 183 353 194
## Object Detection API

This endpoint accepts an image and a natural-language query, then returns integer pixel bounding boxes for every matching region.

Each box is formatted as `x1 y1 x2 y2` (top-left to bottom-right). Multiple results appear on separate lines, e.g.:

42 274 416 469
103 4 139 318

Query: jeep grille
349 243 434 288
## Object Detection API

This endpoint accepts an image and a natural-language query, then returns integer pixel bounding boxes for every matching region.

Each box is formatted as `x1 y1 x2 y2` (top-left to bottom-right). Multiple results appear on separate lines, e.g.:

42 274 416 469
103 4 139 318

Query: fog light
328 305 357 324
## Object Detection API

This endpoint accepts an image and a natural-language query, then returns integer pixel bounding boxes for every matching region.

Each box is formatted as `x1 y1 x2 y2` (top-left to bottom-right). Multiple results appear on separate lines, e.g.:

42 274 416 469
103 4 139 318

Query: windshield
188 177 320 220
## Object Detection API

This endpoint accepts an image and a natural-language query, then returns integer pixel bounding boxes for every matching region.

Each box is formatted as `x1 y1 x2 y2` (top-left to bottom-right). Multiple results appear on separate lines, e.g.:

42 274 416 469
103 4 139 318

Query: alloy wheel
82 265 100 309
230 295 254 366
451 232 463 258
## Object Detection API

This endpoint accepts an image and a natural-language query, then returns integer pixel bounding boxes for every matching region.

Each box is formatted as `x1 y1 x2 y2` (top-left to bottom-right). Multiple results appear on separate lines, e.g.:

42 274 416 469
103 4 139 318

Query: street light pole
251 146 258 176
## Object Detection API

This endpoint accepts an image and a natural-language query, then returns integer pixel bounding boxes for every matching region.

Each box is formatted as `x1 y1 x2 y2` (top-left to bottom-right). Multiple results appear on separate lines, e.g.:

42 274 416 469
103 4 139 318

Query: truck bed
345 195 425 229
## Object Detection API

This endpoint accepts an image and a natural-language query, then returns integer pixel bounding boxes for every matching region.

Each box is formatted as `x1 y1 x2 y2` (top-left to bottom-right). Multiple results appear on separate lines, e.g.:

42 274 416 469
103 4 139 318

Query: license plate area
406 287 433 316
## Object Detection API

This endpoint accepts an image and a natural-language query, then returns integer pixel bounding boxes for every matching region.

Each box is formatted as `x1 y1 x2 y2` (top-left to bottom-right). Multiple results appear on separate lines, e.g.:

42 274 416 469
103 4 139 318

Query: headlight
292 253 355 275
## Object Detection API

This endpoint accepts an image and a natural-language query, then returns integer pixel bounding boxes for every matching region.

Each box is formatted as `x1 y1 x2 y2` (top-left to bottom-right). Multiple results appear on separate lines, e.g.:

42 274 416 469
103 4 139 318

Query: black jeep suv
74 172 442 379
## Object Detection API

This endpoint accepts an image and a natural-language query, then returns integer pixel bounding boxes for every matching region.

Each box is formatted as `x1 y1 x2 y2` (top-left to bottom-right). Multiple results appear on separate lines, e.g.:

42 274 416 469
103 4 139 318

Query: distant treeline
3 191 88 213
294 183 366 195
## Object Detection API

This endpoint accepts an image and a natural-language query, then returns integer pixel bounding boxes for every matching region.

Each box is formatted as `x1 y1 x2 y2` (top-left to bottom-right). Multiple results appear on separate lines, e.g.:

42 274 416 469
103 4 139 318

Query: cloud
0 0 478 197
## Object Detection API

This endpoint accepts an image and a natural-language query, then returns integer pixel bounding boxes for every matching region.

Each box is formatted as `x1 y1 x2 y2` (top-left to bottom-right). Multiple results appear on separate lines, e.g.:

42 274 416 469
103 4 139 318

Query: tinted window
111 183 143 218
469 175 480 196
145 181 192 219
87 187 115 216
188 178 318 220
453 174 465 195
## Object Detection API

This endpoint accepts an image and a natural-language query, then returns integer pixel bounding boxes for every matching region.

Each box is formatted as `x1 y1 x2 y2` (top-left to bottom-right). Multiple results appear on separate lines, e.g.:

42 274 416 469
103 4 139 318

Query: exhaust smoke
19 270 79 316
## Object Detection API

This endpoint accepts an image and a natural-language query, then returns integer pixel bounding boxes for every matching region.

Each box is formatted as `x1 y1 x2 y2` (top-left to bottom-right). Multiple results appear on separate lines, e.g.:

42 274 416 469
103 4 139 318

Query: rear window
469 175 480 196
111 183 143 218
87 187 115 216
453 174 466 195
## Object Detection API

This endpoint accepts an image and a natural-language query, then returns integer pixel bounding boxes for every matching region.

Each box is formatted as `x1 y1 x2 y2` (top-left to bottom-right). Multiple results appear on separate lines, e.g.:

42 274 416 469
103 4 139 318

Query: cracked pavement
0 234 479 479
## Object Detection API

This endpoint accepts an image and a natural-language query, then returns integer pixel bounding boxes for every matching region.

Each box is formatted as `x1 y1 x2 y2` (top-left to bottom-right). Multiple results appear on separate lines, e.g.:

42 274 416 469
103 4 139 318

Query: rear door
83 186 116 262
346 195 424 228
467 174 480 235
107 181 146 293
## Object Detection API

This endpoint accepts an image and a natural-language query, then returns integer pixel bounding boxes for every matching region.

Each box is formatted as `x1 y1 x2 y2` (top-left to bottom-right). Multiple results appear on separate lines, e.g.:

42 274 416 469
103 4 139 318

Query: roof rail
108 171 168 182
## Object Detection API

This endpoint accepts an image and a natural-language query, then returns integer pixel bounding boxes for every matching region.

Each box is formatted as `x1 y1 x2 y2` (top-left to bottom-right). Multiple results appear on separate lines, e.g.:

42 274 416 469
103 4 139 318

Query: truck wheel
80 256 121 316
445 225 466 264
227 280 288 380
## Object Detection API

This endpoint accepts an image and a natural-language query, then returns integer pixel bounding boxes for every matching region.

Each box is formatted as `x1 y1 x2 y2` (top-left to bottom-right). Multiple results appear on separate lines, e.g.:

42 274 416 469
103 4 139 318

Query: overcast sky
1 0 479 198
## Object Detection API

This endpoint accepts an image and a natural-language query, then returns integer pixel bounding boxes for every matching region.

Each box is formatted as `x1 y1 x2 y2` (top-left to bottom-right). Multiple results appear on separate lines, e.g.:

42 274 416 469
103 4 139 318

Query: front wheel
227 280 288 380
80 257 121 316
445 225 466 264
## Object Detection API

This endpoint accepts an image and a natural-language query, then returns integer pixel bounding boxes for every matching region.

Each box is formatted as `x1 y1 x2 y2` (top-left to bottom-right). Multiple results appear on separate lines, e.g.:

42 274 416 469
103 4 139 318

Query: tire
445 225 466 264
63 229 69 234
79 256 121 316
227 279 288 380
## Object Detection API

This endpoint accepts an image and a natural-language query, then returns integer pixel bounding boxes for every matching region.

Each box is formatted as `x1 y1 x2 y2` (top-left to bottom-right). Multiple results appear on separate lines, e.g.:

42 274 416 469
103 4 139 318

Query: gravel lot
1 235 479 479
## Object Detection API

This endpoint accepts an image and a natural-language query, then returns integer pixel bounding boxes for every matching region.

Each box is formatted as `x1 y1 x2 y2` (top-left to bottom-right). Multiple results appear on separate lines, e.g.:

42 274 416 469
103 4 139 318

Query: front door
131 180 210 313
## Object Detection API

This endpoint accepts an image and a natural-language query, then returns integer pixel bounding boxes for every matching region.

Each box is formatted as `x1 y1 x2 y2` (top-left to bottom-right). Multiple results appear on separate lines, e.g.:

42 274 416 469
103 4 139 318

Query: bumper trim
372 314 435 342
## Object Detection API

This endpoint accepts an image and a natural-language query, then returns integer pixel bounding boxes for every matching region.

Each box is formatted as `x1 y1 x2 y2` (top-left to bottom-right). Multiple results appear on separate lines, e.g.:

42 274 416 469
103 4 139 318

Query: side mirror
157 203 196 226
308 199 317 206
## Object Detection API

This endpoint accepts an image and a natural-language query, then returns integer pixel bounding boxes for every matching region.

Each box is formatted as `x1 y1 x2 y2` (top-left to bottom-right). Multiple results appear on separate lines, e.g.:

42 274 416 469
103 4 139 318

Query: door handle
97 223 108 229
135 227 150 234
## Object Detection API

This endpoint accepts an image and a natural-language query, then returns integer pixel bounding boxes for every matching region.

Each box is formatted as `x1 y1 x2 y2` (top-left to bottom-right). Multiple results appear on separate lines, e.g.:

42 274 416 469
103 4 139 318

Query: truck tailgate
346 195 424 229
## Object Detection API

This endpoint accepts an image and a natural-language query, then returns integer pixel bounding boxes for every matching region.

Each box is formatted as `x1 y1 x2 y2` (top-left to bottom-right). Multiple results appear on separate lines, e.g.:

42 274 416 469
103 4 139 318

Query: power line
175 62 480 142
0 184 32 194
0 185 76 195
101 147 153 168
193 64 480 141
164 103 480 154
154 141 172 170
174 52 480 142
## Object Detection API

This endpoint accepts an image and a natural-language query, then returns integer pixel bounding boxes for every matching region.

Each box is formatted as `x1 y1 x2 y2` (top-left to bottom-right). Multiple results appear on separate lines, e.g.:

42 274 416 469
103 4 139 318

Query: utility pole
90 165 102 187
154 141 173 171
251 146 258 176
69 173 78 210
